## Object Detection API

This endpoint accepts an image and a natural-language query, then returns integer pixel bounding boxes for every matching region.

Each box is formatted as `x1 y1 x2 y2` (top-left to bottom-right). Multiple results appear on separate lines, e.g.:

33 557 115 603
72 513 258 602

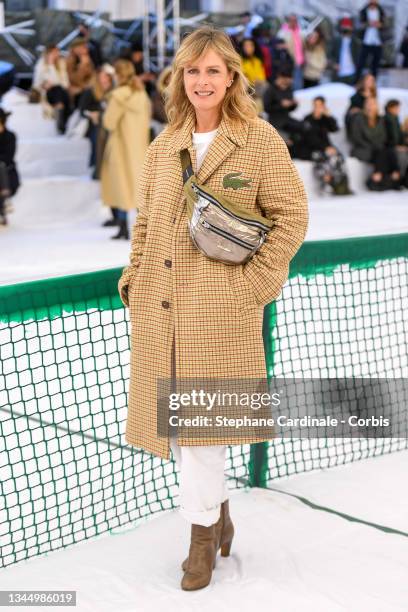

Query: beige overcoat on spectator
118 109 309 460
101 84 151 211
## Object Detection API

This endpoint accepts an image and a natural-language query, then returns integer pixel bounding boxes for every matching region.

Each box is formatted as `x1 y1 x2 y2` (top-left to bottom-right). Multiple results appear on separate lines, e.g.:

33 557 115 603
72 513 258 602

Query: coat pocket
225 264 258 311
118 263 142 308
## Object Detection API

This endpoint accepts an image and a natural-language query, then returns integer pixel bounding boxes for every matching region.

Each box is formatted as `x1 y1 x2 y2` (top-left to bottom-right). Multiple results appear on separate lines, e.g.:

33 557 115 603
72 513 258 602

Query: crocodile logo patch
222 172 253 190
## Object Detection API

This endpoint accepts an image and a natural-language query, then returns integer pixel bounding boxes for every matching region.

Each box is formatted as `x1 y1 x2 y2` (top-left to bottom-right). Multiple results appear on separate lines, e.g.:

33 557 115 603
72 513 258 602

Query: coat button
172 217 176 224
161 300 170 309
164 259 172 268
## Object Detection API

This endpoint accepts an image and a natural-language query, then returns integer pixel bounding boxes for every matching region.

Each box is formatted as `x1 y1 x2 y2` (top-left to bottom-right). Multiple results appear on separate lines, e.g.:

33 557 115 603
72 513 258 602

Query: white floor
2 451 407 612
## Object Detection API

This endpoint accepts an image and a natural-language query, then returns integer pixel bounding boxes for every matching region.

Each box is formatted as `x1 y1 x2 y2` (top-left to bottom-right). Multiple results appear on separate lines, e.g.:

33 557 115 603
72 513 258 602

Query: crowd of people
0 4 407 230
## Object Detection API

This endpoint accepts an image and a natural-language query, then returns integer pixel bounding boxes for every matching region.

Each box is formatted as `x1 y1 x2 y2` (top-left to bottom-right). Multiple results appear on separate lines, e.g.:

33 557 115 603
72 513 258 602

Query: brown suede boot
181 500 234 571
180 523 217 591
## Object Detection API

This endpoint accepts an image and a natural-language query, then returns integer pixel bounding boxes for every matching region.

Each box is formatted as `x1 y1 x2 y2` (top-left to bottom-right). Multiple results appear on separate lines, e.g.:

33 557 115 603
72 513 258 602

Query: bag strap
180 149 194 185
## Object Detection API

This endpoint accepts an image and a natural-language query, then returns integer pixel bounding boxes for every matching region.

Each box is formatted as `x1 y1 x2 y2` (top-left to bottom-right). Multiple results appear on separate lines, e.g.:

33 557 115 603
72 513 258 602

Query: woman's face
98 71 112 91
365 97 378 116
47 48 59 63
242 40 255 57
364 74 375 89
307 32 319 45
183 48 233 118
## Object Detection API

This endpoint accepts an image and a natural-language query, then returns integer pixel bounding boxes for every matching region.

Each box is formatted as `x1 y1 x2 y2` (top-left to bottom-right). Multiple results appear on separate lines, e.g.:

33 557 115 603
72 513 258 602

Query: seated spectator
0 108 20 226
303 28 328 88
32 44 71 133
263 68 304 147
67 38 96 108
329 17 361 85
277 13 306 90
384 99 408 187
292 96 353 195
350 96 401 191
240 37 267 108
78 22 104 68
78 64 115 177
345 72 377 138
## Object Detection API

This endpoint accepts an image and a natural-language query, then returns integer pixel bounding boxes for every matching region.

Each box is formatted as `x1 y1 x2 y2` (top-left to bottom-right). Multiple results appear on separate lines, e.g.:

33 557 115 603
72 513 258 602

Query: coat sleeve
117 141 155 307
103 93 125 132
236 125 309 307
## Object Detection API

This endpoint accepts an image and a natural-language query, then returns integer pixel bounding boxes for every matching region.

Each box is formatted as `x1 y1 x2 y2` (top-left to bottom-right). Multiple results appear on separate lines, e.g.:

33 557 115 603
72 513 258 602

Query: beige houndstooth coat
118 108 308 460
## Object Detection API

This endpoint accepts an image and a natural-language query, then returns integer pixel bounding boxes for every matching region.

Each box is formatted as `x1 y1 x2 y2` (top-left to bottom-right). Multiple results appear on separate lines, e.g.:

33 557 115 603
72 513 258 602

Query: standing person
277 14 305 90
329 17 361 85
350 96 401 190
355 0 386 81
151 66 172 126
117 26 308 591
126 42 156 96
0 108 20 226
400 26 408 68
32 44 71 133
78 64 115 178
66 38 96 108
100 59 151 239
303 28 328 88
78 22 104 68
240 37 267 110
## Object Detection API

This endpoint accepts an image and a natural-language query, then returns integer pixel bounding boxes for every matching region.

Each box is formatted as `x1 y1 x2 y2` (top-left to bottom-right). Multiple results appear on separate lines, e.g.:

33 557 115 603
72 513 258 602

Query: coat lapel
167 108 249 185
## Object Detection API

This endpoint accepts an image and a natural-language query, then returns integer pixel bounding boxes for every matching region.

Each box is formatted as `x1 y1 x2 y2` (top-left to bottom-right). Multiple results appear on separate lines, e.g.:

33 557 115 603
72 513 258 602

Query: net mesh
0 234 407 568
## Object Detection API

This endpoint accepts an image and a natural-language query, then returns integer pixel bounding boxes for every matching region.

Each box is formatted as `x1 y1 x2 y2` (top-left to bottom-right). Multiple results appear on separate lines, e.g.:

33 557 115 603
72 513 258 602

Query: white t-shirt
192 128 218 172
338 37 356 77
363 7 381 46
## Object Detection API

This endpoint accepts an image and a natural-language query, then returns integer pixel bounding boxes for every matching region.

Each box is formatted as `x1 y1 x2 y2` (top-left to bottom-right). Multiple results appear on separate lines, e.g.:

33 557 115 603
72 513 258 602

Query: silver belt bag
180 149 273 265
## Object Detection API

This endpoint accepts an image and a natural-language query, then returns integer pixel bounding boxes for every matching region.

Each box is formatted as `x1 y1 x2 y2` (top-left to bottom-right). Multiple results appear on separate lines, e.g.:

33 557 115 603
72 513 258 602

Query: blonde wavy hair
165 25 258 132
114 59 143 91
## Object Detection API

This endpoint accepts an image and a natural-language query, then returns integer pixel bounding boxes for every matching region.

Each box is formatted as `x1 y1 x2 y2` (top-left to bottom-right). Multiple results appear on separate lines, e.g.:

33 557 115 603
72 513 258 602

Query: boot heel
220 540 232 557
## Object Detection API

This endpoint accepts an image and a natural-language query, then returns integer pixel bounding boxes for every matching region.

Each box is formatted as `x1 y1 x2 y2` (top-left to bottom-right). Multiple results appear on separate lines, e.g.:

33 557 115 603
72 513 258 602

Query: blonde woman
118 26 308 590
78 64 115 177
32 44 71 133
100 59 151 239
303 29 328 88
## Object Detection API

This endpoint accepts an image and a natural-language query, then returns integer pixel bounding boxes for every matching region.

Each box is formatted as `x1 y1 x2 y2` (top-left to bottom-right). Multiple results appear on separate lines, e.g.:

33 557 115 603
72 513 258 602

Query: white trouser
170 438 229 527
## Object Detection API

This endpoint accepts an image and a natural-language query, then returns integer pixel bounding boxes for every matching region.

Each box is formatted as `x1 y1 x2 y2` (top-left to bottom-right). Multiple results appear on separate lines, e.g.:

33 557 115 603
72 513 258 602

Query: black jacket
294 113 339 159
359 3 386 43
263 83 297 129
329 35 361 76
384 112 404 147
0 129 19 195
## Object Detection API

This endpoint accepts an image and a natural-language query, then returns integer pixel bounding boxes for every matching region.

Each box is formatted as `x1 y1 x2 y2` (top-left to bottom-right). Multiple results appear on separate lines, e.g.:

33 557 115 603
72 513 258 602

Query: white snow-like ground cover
1 451 407 612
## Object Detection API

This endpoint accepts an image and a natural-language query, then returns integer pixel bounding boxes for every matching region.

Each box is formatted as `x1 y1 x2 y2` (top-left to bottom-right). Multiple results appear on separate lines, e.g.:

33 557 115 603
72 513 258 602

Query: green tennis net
1 233 407 568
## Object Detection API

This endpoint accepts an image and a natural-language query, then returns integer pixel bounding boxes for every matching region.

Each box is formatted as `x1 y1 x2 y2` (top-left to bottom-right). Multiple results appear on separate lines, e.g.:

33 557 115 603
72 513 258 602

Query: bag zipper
192 183 271 232
200 219 255 250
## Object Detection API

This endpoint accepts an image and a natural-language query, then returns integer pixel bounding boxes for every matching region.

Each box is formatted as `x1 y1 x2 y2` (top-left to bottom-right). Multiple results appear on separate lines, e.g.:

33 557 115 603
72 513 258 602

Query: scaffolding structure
142 0 180 72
